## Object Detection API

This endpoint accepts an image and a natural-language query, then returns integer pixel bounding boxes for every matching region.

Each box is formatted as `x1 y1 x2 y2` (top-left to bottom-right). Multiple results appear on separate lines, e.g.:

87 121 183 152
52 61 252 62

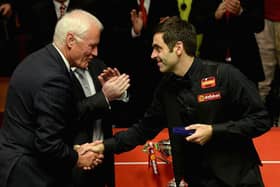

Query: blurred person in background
255 0 280 126
99 0 179 127
189 0 265 86
0 0 17 76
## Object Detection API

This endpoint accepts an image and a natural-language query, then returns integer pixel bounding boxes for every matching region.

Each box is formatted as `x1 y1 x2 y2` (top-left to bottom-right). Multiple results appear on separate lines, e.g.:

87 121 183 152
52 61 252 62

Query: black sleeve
77 91 110 120
104 85 166 153
76 59 110 121
212 64 272 139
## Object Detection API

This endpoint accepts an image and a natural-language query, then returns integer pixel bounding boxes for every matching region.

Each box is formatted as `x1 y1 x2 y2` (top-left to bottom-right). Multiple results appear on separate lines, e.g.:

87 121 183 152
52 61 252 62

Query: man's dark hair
154 16 197 56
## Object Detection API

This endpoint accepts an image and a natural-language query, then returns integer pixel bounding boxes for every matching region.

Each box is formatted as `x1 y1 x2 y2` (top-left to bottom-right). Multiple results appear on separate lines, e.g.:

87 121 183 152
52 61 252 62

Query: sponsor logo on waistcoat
197 91 221 103
201 76 216 89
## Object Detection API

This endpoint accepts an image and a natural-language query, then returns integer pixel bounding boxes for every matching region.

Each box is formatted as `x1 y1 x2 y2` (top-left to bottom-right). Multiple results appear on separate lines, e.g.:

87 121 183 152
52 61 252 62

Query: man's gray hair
53 9 103 47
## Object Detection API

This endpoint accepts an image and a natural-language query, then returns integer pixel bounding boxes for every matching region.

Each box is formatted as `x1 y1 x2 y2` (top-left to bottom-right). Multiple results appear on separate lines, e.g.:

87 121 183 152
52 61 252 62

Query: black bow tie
169 73 192 90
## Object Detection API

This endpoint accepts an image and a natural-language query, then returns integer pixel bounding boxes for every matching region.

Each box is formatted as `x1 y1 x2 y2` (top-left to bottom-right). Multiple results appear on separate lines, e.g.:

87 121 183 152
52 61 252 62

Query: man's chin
159 67 167 73
81 62 89 69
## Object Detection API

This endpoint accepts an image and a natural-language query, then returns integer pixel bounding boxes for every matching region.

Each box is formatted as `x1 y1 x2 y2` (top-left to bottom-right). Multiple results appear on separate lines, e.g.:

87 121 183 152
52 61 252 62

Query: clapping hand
98 67 121 85
224 0 241 16
0 3 12 17
130 9 144 35
98 67 130 101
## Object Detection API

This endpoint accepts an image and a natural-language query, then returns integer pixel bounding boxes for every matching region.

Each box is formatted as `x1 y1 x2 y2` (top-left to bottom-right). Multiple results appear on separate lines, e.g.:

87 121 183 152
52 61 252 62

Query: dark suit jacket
0 44 78 187
72 59 115 187
189 0 265 83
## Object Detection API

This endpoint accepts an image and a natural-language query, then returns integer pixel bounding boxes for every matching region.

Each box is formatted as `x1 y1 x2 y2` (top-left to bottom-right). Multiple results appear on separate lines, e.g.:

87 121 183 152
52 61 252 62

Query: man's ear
175 41 183 55
66 33 76 48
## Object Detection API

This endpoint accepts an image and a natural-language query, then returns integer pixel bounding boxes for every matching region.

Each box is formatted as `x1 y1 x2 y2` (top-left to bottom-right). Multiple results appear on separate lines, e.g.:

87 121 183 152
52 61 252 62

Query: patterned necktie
74 68 92 97
139 0 147 27
59 2 66 19
74 68 103 141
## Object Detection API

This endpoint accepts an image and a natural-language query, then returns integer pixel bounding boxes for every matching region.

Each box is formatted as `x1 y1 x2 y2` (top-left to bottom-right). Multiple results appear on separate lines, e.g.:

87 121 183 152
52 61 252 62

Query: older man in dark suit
0 9 129 187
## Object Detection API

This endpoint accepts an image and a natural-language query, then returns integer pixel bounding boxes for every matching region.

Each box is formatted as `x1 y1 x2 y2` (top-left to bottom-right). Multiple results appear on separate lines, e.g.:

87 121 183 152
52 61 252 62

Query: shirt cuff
103 95 111 110
131 27 141 38
238 6 243 15
117 91 129 102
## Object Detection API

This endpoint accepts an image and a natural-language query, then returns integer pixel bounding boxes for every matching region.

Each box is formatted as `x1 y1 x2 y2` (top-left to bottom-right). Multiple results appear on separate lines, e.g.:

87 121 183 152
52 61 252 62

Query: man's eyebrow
152 44 161 48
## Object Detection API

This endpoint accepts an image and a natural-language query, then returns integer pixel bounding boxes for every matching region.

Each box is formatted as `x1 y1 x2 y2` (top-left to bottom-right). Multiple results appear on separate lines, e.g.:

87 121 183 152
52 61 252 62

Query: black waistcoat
163 61 227 186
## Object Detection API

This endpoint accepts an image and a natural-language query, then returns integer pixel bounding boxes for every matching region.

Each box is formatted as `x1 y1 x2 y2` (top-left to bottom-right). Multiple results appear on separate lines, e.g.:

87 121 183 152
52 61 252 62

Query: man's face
151 33 178 73
68 26 100 69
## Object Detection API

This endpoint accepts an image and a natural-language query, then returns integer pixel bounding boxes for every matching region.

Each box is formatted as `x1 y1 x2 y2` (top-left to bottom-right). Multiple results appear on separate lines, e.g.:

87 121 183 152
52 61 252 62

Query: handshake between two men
75 141 105 170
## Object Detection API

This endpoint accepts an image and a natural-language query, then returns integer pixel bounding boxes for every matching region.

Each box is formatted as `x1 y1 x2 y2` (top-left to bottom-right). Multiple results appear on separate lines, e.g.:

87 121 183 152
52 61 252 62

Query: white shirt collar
52 43 71 72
